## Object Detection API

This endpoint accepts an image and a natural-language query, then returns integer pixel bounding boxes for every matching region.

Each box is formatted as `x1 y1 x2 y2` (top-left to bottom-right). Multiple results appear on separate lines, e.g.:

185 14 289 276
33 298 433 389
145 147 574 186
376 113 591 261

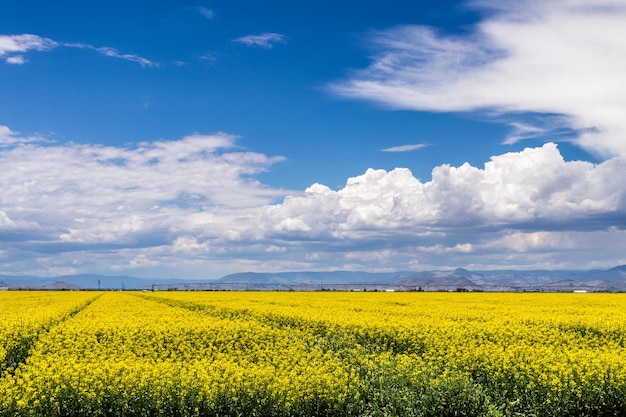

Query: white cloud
5 55 26 65
0 34 57 63
0 211 16 229
172 236 210 253
0 132 285 247
1 129 624 276
128 254 161 269
257 143 626 264
94 46 157 67
331 0 626 158
61 42 158 67
194 6 215 19
198 53 217 64
0 33 157 66
488 231 577 253
232 33 287 49
0 34 57 55
382 143 428 152
0 125 45 145
476 228 626 270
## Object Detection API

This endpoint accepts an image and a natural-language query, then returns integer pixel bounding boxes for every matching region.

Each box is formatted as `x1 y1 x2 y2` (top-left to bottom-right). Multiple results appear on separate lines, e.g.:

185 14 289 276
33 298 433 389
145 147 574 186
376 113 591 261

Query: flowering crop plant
1 291 625 416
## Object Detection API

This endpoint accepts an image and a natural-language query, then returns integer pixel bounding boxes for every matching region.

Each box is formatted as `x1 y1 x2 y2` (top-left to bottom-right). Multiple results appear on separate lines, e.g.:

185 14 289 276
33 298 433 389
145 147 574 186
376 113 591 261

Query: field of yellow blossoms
1 290 625 416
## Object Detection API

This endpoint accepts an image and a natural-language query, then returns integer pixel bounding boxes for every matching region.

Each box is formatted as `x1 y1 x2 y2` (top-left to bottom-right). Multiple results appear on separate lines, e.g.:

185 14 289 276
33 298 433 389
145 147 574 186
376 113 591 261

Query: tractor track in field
134 293 426 357
0 293 102 378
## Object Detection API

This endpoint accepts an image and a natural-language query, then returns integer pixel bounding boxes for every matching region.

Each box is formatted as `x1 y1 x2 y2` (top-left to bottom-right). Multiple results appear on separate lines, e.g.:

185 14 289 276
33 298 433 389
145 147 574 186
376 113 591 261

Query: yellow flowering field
0 291 98 377
1 291 625 416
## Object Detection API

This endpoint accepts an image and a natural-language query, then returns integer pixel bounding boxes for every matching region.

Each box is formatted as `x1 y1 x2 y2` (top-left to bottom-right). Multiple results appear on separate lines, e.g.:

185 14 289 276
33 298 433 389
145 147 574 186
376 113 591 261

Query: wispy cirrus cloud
232 33 287 49
194 6 215 19
382 143 428 152
331 0 626 158
0 125 45 145
0 33 157 66
181 6 215 20
62 42 158 67
0 34 57 64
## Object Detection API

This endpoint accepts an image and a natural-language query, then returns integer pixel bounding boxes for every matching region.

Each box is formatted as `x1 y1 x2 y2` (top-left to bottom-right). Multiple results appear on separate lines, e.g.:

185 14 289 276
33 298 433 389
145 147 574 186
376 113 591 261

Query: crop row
0 292 99 376
1 291 625 416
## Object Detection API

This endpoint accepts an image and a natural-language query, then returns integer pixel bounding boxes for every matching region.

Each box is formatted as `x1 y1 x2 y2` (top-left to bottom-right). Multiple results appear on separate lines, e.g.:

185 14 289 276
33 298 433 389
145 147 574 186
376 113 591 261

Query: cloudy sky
1 0 625 278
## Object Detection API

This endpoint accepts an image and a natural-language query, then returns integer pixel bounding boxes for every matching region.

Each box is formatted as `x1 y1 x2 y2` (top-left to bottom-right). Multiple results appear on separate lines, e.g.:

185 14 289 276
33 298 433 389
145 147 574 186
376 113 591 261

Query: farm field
1 291 625 416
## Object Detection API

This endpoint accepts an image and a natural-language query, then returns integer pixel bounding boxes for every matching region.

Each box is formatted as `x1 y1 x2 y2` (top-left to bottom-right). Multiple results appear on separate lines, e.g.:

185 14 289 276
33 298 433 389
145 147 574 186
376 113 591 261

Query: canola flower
0 291 98 376
136 291 626 415
0 292 357 417
0 291 625 416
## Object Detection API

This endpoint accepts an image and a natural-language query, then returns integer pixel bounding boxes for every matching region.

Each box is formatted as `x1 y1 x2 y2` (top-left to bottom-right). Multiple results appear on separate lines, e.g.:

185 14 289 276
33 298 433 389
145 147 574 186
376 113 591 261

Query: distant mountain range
0 274 187 291
1 265 626 292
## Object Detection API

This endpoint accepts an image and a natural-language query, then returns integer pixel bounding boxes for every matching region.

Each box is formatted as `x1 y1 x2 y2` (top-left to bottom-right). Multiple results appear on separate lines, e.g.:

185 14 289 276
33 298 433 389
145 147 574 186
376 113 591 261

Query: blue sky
1 0 625 278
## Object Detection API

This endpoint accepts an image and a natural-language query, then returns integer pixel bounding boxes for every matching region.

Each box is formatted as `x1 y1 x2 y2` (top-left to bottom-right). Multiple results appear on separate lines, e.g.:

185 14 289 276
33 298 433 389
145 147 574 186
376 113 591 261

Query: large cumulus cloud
1 127 625 277
265 143 625 236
